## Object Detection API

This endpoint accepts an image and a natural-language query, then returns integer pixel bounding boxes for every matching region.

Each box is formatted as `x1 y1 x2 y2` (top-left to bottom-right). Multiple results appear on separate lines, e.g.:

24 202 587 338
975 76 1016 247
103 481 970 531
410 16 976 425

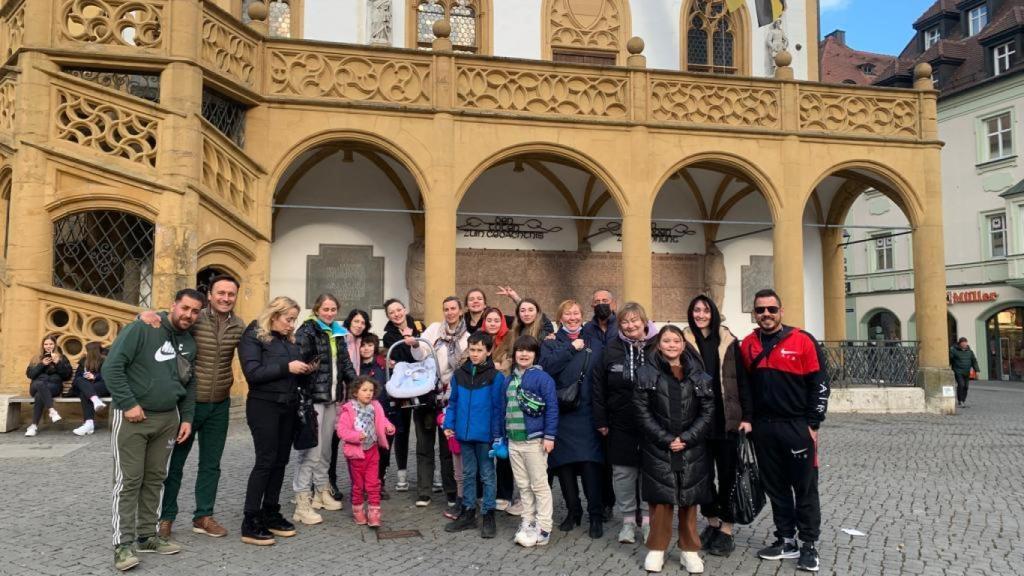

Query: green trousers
111 408 179 547
160 398 230 522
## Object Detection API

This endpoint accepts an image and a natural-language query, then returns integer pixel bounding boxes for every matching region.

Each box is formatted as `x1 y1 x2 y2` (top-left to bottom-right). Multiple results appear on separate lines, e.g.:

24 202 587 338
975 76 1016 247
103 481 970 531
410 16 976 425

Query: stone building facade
0 0 955 411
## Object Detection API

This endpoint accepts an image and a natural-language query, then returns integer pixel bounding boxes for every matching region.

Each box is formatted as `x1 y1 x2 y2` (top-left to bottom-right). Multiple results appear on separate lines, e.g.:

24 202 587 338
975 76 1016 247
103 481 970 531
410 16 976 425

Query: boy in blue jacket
499 335 559 548
443 332 504 538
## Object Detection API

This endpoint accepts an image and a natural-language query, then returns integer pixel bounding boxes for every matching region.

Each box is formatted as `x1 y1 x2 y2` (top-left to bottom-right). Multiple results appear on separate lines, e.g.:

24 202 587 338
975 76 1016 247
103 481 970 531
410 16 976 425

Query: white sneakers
514 520 538 547
91 396 107 411
48 408 62 423
505 500 525 516
644 550 665 572
24 424 38 437
681 551 705 574
617 521 637 543
73 421 96 436
395 469 409 492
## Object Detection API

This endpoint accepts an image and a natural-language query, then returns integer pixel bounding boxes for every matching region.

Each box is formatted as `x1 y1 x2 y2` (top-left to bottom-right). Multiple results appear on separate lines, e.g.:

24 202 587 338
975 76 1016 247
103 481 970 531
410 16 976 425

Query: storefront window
986 306 1024 381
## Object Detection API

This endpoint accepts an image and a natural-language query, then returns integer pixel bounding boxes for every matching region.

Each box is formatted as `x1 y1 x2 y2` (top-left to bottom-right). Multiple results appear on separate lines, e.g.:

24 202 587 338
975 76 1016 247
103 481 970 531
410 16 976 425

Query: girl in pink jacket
337 376 395 527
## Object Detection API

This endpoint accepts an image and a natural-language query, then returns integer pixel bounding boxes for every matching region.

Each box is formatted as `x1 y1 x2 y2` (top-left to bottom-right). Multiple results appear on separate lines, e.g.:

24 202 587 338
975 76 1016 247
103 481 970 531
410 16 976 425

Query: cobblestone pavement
2 382 1023 576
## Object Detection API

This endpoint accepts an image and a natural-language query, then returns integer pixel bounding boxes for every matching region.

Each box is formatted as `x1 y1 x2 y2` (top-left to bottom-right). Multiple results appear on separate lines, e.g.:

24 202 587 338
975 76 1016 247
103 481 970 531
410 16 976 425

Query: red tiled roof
977 5 1024 41
913 0 958 27
819 35 897 86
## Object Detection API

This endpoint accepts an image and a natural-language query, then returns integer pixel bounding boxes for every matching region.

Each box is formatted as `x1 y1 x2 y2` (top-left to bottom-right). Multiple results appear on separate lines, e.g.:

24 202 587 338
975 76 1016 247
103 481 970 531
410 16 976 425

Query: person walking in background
949 337 980 408
292 293 357 523
24 334 73 437
739 289 830 573
237 296 312 546
635 325 714 574
682 295 746 557
153 274 245 540
104 289 201 571
71 342 108 436
593 302 657 544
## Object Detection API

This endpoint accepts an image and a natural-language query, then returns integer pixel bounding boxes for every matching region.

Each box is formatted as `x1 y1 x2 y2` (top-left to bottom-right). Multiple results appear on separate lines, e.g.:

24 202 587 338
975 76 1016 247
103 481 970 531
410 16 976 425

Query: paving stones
1 382 1022 575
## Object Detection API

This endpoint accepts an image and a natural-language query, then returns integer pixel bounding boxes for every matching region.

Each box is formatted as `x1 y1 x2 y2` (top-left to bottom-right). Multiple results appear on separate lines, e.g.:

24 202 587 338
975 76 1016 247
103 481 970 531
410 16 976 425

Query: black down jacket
634 345 715 506
295 319 357 404
592 335 655 467
238 321 304 405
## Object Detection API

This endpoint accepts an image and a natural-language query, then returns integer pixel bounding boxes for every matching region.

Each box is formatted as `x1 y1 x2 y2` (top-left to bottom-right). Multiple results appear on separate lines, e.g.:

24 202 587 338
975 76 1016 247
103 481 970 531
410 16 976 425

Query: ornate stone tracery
456 63 628 118
650 76 780 128
545 0 629 64
799 89 920 138
269 48 433 105
60 0 164 48
54 86 159 167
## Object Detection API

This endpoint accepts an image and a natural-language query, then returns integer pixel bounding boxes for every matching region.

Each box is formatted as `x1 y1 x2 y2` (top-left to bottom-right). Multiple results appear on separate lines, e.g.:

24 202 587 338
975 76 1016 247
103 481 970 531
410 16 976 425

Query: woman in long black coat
634 325 714 574
591 301 657 544
542 299 606 538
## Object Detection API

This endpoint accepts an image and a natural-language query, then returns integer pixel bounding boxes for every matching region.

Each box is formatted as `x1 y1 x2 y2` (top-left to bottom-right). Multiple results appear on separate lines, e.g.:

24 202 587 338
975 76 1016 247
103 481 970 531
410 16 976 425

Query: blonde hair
556 299 582 324
617 301 649 327
256 296 301 343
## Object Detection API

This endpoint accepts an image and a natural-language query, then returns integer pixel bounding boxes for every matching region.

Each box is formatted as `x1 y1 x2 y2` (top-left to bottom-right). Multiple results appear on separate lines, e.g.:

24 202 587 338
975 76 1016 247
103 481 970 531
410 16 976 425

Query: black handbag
293 393 319 450
729 433 766 525
556 348 590 412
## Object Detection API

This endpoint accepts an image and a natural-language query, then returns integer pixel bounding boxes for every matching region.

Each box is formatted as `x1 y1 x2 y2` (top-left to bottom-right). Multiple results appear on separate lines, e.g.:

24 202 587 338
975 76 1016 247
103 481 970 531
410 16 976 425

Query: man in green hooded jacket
949 337 980 409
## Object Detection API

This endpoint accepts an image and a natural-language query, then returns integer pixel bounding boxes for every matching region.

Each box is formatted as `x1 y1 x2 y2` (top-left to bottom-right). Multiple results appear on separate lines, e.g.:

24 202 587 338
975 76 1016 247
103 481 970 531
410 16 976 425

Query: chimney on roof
825 29 846 46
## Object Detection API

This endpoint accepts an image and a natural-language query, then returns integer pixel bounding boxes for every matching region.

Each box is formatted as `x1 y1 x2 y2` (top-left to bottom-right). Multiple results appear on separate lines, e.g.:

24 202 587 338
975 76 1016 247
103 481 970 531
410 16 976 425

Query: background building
0 0 954 412
824 0 1024 381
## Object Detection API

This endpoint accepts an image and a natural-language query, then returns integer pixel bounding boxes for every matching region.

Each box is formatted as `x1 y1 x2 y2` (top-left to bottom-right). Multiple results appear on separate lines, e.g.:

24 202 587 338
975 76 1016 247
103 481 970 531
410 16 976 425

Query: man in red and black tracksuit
739 289 829 573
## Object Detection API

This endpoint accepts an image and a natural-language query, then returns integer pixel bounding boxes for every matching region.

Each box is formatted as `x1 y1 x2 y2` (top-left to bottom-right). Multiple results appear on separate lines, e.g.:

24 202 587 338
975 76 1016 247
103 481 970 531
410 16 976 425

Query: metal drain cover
376 529 423 540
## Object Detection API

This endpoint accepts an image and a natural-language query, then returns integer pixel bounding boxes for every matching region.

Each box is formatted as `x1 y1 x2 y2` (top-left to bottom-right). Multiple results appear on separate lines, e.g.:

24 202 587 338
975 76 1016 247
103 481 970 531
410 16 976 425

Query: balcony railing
821 340 920 388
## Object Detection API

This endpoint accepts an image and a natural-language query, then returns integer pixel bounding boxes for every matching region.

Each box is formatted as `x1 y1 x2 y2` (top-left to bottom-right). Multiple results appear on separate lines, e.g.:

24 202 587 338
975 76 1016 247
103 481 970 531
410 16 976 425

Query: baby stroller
385 338 440 409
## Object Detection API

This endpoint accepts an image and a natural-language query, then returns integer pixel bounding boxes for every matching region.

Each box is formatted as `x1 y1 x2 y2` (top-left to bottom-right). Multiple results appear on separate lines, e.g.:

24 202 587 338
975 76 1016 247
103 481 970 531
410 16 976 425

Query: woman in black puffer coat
634 324 714 574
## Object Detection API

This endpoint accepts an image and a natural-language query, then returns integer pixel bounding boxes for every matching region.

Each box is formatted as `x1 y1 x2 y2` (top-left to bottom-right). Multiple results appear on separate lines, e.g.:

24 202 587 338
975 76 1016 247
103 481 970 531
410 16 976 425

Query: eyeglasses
754 306 780 315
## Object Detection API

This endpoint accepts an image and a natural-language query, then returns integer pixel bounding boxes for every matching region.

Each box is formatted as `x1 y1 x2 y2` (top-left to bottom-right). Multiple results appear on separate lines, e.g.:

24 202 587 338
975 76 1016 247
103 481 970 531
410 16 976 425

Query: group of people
70 272 830 574
23 337 109 438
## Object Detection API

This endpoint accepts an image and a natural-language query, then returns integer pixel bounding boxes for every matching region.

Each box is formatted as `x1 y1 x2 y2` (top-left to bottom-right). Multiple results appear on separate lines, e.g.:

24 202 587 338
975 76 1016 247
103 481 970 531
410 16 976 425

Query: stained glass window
451 2 476 51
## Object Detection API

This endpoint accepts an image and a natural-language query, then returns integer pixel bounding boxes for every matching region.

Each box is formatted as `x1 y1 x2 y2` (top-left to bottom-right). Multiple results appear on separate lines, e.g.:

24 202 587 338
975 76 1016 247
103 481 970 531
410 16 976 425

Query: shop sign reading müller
457 217 562 240
946 290 997 304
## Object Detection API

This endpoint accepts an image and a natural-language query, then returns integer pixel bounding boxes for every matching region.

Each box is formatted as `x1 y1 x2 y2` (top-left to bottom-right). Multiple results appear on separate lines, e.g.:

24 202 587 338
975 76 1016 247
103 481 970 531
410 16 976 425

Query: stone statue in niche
704 242 726 314
765 19 789 75
406 238 426 319
369 0 393 46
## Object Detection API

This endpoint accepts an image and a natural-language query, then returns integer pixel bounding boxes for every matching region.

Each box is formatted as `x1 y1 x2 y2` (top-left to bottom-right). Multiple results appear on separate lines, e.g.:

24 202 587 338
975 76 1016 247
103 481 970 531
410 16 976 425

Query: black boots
480 511 497 539
559 512 583 532
241 513 275 546
444 507 478 532
589 517 604 539
261 504 296 537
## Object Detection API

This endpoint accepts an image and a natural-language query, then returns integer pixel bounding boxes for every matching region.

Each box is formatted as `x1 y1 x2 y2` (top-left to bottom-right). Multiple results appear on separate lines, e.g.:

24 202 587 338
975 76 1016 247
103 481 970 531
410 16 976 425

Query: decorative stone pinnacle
626 36 644 55
247 0 268 22
774 49 792 68
432 18 451 39
914 62 933 81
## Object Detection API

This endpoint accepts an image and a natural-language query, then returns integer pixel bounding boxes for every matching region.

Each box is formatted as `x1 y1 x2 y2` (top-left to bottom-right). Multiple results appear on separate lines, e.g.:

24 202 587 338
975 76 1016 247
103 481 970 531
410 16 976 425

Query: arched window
682 0 747 75
409 0 490 54
52 210 155 307
0 169 10 260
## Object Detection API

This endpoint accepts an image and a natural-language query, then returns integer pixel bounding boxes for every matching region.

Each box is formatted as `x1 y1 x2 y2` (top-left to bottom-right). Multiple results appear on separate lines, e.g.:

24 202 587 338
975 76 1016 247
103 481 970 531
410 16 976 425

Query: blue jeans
460 441 496 512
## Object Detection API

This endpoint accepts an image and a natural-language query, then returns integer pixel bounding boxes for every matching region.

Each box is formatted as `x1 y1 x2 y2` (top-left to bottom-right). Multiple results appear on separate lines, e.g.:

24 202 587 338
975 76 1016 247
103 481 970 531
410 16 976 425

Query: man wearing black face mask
580 289 618 526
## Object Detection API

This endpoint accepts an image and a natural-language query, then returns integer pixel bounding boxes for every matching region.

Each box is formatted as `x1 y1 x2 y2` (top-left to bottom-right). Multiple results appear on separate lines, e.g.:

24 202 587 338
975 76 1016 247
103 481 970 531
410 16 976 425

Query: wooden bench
1 395 112 432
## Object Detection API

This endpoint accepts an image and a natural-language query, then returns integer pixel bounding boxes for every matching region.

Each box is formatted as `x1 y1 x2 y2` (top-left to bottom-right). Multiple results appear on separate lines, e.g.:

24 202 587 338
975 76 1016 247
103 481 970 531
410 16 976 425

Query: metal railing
820 341 920 388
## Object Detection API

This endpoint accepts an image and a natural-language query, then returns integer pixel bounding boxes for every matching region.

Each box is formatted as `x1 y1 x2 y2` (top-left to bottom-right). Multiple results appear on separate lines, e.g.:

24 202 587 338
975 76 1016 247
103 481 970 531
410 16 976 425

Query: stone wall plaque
741 255 774 313
306 244 384 311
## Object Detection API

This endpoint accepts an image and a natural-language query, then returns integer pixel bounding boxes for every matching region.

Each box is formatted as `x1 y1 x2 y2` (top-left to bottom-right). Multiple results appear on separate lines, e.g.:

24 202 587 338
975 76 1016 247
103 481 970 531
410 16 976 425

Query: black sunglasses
754 306 780 315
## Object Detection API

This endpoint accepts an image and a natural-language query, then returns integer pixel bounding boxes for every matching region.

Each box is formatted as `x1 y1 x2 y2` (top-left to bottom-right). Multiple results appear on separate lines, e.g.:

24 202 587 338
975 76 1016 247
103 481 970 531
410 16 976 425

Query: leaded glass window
416 0 478 52
686 0 738 74
52 211 155 307
268 0 292 38
63 68 160 103
0 172 10 259
202 88 247 148
417 1 445 45
450 2 476 51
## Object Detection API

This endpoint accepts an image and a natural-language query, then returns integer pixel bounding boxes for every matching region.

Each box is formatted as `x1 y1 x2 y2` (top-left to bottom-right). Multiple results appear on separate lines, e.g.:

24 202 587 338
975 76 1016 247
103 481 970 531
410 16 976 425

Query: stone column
772 211 804 327
621 207 652 312
821 226 846 341
424 196 456 326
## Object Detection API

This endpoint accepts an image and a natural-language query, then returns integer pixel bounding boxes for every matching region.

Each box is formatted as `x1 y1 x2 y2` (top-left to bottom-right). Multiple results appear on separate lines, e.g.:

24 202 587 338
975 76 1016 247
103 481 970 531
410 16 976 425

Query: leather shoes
588 518 604 539
192 516 228 538
558 513 582 532
157 520 172 539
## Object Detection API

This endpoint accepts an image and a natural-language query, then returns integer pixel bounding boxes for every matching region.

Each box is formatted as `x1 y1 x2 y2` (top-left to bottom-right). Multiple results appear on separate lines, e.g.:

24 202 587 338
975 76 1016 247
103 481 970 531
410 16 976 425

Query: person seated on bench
71 342 109 436
25 333 73 437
